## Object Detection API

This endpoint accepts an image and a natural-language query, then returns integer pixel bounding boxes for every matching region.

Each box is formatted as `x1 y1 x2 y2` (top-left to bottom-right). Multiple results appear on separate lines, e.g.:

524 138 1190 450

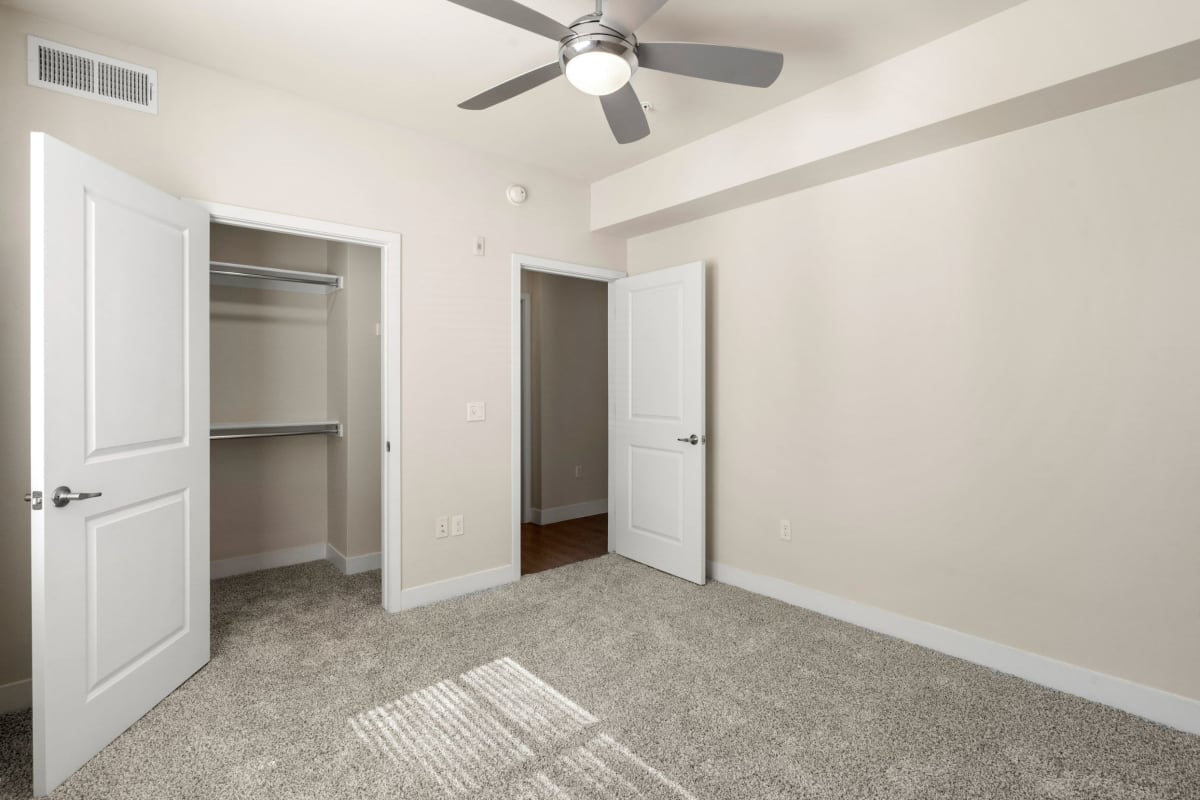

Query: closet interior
209 223 383 578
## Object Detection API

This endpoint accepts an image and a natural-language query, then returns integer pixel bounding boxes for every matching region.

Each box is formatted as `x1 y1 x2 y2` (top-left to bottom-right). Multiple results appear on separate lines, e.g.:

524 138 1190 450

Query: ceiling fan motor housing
559 17 639 80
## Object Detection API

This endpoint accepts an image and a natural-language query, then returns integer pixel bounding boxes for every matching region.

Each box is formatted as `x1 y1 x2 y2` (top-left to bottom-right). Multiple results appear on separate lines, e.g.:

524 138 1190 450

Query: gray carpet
1 555 1198 799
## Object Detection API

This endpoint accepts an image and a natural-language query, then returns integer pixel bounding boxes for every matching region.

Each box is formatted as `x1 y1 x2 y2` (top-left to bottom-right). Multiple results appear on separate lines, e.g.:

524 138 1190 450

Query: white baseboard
399 564 516 610
0 679 31 714
708 560 1200 736
210 543 326 579
531 499 608 525
325 543 382 575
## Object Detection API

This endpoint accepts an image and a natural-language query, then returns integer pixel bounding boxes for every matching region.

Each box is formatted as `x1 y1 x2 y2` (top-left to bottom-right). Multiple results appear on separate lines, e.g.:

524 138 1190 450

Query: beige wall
210 437 329 560
522 271 608 512
628 80 1200 702
327 243 382 558
210 225 330 560
0 7 623 688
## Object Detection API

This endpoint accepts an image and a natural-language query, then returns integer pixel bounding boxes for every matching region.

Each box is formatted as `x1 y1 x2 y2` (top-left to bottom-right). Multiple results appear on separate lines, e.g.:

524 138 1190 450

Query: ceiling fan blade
599 0 669 35
599 83 650 144
459 62 562 110
638 42 784 87
444 0 573 42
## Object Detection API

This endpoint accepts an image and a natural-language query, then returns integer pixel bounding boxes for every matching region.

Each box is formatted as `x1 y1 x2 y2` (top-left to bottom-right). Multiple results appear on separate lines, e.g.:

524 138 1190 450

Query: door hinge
24 490 43 511
386 441 391 453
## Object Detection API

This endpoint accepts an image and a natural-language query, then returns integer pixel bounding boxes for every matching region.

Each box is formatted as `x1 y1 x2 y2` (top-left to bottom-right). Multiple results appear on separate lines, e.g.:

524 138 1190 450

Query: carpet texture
1 555 1197 799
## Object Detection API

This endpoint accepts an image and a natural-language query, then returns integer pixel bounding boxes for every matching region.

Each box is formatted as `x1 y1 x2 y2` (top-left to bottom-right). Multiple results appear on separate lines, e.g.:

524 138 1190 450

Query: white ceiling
6 0 1025 180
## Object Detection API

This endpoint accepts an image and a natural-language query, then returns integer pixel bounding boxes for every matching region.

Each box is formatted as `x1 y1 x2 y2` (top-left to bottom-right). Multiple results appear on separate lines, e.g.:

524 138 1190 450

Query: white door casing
608 262 706 584
521 293 533 525
30 133 210 795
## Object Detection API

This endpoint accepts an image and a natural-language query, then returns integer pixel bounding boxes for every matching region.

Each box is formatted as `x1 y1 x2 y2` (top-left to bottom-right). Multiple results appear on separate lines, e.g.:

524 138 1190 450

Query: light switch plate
451 515 464 536
466 401 486 421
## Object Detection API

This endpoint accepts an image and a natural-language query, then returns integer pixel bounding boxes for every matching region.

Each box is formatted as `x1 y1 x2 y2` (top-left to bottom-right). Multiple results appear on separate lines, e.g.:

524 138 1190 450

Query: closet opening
207 216 395 605
518 268 610 575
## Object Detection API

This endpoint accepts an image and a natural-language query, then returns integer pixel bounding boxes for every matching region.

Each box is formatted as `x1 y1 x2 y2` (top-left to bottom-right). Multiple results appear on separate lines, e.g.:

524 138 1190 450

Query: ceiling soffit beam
590 0 1200 238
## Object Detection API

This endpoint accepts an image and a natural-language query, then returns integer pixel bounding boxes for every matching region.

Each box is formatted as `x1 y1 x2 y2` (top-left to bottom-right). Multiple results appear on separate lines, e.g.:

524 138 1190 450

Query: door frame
520 293 532 525
509 254 625 580
196 201 404 612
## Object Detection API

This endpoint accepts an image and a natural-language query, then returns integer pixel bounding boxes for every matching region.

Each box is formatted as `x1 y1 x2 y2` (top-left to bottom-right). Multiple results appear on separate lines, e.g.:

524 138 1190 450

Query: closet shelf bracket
209 261 343 294
210 421 343 440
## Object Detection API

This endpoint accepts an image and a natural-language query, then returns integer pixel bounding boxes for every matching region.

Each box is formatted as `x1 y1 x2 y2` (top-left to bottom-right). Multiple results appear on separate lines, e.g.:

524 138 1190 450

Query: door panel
31 133 210 796
628 445 684 542
629 283 684 421
609 262 706 584
87 493 189 695
87 191 188 455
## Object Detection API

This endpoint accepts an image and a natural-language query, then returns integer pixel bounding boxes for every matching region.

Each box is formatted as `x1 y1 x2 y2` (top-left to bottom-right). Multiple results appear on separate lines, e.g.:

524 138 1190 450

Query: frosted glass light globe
565 50 631 96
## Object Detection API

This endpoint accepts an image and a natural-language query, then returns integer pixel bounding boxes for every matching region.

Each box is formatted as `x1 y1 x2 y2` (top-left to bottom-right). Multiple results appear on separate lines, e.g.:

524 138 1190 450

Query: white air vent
27 36 157 114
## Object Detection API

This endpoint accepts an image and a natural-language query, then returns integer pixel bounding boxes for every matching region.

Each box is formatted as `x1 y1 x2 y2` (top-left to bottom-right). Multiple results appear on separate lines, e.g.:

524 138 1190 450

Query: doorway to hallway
521 514 608 575
519 267 609 576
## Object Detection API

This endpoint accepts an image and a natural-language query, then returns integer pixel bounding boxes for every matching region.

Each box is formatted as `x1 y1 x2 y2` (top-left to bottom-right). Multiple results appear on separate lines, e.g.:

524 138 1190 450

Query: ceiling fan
447 0 784 144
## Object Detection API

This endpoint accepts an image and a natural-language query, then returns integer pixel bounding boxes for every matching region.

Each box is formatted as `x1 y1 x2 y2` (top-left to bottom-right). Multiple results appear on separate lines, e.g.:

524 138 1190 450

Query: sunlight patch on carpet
350 658 695 798
512 735 697 800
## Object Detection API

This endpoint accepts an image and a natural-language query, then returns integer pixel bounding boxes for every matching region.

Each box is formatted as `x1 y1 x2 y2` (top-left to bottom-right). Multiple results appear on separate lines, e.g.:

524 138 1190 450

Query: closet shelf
210 421 343 440
210 261 342 294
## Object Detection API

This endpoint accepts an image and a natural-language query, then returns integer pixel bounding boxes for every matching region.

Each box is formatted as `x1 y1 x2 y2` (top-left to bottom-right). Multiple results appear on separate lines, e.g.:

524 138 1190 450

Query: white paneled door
609 262 706 584
29 133 210 796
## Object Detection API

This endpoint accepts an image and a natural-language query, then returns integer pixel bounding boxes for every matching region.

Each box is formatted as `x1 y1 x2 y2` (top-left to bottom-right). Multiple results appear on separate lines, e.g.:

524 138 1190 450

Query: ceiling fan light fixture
451 0 783 145
561 35 637 96
565 50 631 96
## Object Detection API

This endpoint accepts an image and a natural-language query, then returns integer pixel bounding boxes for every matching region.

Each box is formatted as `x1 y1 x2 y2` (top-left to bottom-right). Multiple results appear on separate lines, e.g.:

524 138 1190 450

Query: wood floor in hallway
521 513 608 575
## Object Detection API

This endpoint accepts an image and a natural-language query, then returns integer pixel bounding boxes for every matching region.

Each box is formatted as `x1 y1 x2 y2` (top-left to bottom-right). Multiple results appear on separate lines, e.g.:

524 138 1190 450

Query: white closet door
30 133 210 795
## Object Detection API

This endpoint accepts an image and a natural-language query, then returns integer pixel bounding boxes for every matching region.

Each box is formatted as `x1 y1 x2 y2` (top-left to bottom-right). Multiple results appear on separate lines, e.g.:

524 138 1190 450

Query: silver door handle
677 434 700 445
51 486 102 508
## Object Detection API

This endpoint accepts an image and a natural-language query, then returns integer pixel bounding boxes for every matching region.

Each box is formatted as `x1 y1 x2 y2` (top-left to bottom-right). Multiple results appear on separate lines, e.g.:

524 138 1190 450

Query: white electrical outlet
473 235 486 256
436 516 449 539
574 465 583 479
451 514 464 536
780 519 792 541
466 401 486 421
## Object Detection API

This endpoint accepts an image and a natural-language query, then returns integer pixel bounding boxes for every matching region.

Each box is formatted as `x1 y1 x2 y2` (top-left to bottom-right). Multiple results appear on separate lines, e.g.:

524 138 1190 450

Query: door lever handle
677 434 700 445
51 486 103 508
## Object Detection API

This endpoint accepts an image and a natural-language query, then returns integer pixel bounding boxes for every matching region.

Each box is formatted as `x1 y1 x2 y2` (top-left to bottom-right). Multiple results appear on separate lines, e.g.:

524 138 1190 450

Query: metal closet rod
209 261 343 289
210 421 343 440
